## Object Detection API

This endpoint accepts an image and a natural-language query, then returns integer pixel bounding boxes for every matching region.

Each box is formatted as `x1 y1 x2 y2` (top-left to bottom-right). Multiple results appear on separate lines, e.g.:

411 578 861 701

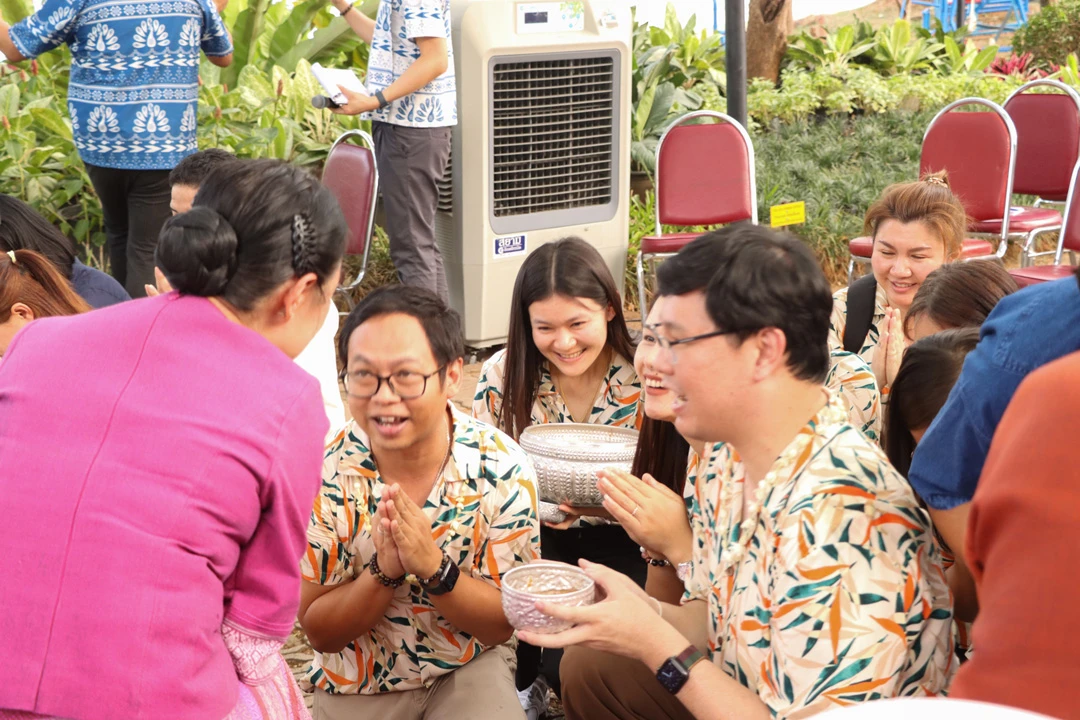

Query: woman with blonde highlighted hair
0 249 90 358
828 171 968 396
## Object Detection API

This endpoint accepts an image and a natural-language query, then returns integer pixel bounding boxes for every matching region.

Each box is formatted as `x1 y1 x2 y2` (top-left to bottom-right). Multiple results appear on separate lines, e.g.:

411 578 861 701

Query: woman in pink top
0 160 347 720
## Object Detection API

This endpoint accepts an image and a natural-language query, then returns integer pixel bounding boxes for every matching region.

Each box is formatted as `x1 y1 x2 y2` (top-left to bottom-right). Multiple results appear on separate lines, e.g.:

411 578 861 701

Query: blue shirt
71 259 129 307
908 276 1080 510
10 0 232 171
366 0 456 128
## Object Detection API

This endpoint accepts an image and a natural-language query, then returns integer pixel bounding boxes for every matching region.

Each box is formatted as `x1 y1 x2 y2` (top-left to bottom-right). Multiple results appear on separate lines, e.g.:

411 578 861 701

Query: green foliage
786 22 877 74
786 19 995 77
631 3 726 173
1014 0 1080 69
219 0 375 89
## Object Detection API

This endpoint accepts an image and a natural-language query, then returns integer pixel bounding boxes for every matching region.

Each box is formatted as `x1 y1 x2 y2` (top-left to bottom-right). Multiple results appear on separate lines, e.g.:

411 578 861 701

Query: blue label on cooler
494 234 527 258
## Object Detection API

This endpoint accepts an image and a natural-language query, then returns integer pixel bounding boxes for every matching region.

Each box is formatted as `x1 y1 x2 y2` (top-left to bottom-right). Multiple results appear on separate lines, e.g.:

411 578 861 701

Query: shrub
1014 0 1080 68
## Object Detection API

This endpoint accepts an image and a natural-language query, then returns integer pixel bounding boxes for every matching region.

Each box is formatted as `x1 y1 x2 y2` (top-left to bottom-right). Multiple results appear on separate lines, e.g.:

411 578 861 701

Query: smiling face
656 291 753 444
344 312 462 456
528 293 614 378
635 299 676 423
871 219 948 312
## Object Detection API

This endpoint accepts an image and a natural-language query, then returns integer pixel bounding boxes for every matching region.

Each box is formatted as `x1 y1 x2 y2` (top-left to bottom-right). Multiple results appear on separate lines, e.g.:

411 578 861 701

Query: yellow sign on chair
770 201 806 228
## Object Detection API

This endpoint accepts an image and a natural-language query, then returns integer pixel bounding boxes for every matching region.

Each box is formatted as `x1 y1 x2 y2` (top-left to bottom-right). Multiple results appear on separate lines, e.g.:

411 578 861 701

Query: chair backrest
1004 80 1080 201
920 98 1016 241
1057 160 1080 259
654 111 757 235
321 130 378 257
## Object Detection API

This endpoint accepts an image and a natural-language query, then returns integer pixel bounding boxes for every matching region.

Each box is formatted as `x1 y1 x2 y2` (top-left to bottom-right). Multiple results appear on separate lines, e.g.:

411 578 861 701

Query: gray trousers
373 121 452 304
311 646 524 720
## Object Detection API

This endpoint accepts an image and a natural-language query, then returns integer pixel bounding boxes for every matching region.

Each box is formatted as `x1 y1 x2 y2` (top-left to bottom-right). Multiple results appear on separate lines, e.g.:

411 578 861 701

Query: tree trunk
746 0 795 84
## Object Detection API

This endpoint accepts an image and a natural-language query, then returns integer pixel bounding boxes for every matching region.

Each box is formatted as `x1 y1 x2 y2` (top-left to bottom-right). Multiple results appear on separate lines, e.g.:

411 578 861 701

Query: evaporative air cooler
442 0 633 347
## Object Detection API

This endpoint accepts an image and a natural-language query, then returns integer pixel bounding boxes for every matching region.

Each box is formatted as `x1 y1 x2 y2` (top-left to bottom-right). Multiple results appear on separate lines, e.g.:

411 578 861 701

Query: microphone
311 95 343 110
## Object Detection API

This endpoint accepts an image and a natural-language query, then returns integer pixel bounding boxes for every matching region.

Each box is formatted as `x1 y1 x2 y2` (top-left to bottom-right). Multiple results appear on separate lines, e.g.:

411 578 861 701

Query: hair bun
156 207 239 297
921 171 950 189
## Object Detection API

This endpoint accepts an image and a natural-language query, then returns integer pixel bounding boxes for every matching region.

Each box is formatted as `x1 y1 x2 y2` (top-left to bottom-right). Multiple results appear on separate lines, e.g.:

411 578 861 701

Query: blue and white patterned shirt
366 0 456 128
10 0 232 171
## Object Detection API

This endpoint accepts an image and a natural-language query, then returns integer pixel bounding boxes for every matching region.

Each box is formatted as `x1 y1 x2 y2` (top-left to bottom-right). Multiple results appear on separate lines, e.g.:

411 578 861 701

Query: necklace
432 414 453 486
714 396 848 579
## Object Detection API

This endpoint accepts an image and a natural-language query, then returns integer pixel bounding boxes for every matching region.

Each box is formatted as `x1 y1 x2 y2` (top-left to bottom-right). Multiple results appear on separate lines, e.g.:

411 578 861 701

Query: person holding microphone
329 0 456 305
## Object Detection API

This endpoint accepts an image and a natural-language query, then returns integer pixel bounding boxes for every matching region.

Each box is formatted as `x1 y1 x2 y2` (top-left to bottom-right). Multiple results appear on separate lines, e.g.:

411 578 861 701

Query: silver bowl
538 500 568 525
502 561 596 634
518 424 638 507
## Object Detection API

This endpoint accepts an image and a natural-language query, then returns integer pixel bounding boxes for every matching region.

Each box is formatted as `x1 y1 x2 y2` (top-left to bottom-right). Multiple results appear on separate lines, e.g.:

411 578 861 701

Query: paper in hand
311 63 369 105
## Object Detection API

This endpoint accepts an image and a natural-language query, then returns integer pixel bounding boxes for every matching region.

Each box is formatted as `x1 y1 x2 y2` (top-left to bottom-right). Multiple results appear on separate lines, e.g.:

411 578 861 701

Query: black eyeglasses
340 365 447 400
646 324 743 363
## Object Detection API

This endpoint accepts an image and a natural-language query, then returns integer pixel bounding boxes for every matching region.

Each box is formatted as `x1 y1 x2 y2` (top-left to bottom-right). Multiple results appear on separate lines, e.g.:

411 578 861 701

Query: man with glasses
298 285 539 720
523 226 953 720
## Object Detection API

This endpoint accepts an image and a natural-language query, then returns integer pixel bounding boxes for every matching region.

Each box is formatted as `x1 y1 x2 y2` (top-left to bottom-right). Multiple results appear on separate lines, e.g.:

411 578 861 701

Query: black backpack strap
843 274 878 354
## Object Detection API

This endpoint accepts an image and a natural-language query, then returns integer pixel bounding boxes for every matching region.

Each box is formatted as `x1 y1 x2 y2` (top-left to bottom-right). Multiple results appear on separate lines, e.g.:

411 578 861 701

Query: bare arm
929 502 971 572
425 575 515 646
332 0 375 45
298 576 396 654
382 36 448 103
0 22 27 62
646 564 687 606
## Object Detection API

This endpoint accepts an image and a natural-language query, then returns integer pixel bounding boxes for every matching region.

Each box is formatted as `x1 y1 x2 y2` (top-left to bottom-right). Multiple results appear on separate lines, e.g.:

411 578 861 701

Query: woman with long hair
473 236 643 709
0 159 347 720
0 248 90 358
0 194 129 308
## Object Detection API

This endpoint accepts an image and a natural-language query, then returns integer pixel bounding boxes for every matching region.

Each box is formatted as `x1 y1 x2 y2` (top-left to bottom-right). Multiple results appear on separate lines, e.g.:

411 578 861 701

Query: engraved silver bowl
502 561 596 634
518 424 639 507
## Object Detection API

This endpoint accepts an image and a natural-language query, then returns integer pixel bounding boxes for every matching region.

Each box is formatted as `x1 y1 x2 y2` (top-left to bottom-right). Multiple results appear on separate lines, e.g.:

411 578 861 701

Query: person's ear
442 357 465 399
750 327 788 382
10 303 35 322
605 303 616 323
278 272 320 321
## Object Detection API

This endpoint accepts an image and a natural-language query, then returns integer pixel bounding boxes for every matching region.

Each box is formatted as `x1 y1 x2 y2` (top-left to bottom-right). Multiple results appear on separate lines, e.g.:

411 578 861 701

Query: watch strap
676 646 705 670
375 90 390 109
656 645 705 695
423 554 460 596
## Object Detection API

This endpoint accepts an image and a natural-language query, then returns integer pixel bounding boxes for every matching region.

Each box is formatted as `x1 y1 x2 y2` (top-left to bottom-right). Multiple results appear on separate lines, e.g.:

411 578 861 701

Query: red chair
1009 159 1080 288
847 97 1014 281
321 130 379 313
1003 79 1080 266
636 110 756 314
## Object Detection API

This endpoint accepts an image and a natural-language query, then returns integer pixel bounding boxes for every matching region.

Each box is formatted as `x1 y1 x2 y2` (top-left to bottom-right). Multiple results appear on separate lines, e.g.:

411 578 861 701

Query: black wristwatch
421 552 460 596
375 90 390 109
656 646 705 695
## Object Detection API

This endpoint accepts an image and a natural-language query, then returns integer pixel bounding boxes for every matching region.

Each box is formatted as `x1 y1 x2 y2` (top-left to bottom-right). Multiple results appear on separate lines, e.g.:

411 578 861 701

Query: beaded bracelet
640 545 671 567
369 551 406 588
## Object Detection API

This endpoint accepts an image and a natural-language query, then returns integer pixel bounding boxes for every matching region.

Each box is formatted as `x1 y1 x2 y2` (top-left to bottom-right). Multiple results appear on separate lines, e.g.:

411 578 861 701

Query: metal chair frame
1003 79 1080 266
326 129 379 314
636 110 757 315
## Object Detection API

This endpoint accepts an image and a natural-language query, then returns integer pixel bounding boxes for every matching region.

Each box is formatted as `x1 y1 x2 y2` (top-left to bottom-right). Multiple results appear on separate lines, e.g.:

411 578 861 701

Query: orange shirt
950 350 1080 718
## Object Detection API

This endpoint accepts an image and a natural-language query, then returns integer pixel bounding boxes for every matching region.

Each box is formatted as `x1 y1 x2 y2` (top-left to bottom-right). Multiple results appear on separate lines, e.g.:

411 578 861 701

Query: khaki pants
561 646 696 720
312 646 524 720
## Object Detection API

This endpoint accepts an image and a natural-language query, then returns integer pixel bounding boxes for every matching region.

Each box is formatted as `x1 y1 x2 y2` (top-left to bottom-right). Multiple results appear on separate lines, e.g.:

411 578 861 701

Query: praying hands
383 484 444 580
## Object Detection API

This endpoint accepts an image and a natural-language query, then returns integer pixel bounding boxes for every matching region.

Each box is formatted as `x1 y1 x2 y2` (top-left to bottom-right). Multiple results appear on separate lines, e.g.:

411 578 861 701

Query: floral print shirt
827 284 891 369
684 395 955 718
301 404 540 695
825 349 881 442
473 348 643 433
366 0 456 127
10 0 232 170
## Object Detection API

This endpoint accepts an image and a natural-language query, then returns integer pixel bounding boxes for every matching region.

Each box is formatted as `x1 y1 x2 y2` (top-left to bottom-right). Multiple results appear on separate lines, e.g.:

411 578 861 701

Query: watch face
656 659 688 694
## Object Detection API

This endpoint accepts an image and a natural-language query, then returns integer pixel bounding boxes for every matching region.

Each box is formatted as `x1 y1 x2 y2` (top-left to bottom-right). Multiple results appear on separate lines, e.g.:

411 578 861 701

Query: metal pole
954 0 965 32
726 0 747 130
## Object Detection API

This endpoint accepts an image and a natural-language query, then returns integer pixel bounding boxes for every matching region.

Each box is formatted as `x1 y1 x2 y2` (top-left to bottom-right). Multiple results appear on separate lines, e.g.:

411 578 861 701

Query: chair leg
636 250 648 321
847 257 856 284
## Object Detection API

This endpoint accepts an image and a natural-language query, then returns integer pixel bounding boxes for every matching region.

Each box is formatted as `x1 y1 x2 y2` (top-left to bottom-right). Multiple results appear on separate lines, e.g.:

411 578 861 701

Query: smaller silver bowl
502 561 595 634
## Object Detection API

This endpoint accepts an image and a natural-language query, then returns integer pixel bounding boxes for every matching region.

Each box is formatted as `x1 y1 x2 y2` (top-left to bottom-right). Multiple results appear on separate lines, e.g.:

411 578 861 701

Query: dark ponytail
156 207 238 297
156 159 348 311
